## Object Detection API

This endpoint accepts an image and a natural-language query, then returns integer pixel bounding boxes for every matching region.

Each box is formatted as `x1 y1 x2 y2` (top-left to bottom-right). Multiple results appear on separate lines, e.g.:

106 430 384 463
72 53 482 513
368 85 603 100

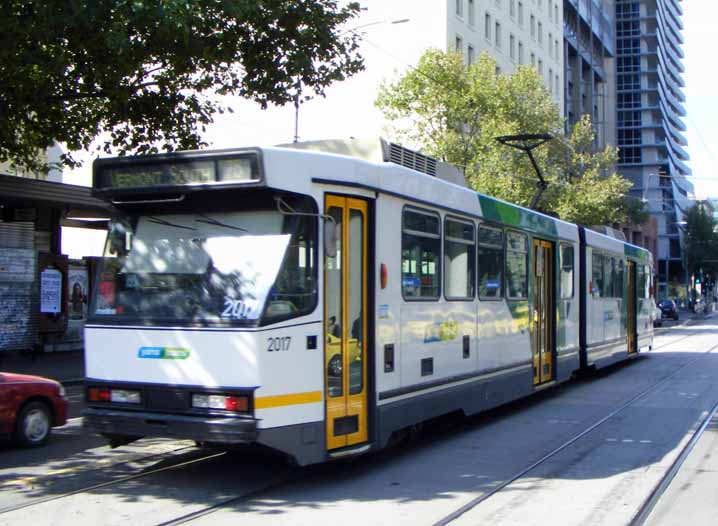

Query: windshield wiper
195 214 247 232
147 216 196 230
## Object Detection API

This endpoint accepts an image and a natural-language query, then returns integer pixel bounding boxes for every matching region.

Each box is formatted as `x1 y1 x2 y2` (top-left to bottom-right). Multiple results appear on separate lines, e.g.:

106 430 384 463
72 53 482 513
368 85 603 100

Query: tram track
431 340 718 526
2 322 714 525
628 397 718 525
0 445 225 515
137 325 718 526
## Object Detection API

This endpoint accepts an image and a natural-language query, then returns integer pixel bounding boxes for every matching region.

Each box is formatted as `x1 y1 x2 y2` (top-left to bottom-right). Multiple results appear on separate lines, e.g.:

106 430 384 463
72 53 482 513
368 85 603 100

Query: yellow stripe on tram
254 390 323 409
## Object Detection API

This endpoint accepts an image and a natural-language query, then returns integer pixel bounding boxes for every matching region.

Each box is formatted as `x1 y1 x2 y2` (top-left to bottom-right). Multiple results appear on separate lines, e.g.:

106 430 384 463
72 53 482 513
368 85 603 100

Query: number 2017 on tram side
83 139 655 466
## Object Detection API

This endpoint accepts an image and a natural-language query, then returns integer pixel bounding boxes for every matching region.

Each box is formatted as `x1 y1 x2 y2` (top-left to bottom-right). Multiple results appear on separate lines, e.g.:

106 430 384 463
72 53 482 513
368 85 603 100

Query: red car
0 372 68 446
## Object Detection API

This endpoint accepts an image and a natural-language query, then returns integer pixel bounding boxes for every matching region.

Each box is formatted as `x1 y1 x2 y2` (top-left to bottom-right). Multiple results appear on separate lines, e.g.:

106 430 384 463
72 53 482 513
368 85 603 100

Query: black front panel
145 389 189 411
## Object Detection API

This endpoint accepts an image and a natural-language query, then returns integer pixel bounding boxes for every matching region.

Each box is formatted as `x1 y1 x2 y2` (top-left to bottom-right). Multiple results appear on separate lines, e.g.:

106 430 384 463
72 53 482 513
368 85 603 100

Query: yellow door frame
324 195 368 450
533 239 555 385
627 260 637 353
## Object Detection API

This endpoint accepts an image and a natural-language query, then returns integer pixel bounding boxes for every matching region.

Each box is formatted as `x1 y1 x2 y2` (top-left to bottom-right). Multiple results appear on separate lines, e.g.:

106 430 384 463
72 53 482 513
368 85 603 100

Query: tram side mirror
324 219 337 258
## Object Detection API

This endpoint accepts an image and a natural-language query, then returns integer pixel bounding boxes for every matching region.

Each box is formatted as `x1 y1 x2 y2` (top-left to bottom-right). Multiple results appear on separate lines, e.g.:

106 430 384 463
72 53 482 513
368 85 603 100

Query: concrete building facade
450 0 564 107
614 0 692 299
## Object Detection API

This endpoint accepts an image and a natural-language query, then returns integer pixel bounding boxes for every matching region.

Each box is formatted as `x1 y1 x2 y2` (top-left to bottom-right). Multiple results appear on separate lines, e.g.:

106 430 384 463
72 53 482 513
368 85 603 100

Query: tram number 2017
267 337 291 352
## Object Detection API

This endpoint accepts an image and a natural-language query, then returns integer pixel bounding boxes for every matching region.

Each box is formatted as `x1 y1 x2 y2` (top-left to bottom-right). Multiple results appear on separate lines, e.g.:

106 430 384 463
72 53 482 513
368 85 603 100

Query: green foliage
1 0 363 170
375 50 633 226
685 202 718 276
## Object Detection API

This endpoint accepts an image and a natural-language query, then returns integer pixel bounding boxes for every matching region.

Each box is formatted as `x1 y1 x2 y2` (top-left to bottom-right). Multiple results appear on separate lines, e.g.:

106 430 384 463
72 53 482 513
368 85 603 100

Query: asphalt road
0 316 715 525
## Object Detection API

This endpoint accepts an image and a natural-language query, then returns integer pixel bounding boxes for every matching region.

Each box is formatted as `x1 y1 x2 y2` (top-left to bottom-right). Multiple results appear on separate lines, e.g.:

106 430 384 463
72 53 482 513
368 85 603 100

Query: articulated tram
83 139 655 465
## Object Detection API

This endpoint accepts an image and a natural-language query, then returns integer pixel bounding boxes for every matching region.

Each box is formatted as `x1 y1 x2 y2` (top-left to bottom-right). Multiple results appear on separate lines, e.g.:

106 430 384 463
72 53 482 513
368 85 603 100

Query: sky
64 1 718 200
681 1 718 198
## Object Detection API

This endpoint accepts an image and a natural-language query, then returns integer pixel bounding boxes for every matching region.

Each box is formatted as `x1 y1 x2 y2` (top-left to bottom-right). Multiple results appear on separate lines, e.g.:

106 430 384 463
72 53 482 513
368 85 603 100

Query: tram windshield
89 196 317 325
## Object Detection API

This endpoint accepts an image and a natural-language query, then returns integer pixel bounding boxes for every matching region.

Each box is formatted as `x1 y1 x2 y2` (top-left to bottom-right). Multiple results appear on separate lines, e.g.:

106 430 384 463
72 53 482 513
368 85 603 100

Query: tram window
637 265 646 299
614 259 624 298
444 218 475 300
478 225 504 299
602 256 614 297
402 209 441 299
645 265 652 298
264 213 318 322
505 232 528 299
560 244 574 299
591 253 603 297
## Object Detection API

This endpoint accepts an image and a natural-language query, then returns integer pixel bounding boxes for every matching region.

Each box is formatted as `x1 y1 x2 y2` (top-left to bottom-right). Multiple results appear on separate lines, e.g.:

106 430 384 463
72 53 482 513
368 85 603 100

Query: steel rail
431 342 718 526
628 398 718 526
0 447 225 515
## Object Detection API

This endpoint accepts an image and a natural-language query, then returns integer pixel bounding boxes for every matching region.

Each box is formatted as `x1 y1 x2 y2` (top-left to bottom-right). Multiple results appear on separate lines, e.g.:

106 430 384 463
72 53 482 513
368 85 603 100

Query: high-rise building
614 0 692 299
563 0 616 149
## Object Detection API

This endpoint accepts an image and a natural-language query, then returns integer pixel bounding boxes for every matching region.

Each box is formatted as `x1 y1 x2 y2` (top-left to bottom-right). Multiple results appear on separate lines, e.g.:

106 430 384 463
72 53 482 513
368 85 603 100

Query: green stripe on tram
624 243 649 262
478 194 558 238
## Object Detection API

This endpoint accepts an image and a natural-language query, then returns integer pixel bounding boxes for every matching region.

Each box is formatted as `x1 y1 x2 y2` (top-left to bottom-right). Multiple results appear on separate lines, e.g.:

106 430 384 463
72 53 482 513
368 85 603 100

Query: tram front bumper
83 407 259 444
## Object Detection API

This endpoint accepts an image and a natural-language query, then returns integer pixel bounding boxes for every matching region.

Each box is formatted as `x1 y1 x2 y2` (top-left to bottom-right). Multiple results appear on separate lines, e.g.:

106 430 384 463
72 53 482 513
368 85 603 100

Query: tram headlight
192 393 249 413
110 389 141 404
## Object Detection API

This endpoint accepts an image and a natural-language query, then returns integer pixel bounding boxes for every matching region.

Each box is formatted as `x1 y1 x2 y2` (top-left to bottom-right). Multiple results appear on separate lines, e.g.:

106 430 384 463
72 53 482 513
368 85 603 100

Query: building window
468 44 475 64
618 110 641 127
555 74 560 96
538 21 543 45
478 226 503 299
618 92 641 109
468 0 475 26
444 218 475 300
555 39 559 60
510 34 516 60
510 0 516 18
616 2 640 20
619 147 641 164
456 0 463 17
548 32 553 57
618 129 641 145
485 12 491 40
456 35 463 55
530 52 535 65
548 68 553 92
402 209 441 299
530 14 536 38
538 59 543 75
495 22 501 48
519 42 525 64
617 56 641 73
554 4 559 24
518 1 524 25
617 73 640 90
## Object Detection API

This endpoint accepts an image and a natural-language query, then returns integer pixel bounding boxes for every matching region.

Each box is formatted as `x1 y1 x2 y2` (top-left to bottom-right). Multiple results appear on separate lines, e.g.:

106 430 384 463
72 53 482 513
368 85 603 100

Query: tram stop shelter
0 173 111 354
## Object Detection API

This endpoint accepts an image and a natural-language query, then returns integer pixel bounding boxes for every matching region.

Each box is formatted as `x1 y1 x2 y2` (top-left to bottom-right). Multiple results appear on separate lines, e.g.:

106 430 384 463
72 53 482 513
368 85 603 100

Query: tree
375 50 633 225
684 202 718 280
1 0 363 170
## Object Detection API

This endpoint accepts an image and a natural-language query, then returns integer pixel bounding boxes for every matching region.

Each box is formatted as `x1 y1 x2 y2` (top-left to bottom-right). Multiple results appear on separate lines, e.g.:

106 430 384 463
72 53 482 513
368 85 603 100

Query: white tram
83 139 655 465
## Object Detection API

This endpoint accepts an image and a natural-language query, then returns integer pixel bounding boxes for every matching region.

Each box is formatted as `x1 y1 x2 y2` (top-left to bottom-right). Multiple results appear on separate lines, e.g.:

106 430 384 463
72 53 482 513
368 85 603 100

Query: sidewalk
0 349 84 385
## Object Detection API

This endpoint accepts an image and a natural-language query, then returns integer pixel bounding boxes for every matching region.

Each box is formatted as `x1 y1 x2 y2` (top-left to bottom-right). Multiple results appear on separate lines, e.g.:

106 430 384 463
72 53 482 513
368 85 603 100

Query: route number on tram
267 337 291 352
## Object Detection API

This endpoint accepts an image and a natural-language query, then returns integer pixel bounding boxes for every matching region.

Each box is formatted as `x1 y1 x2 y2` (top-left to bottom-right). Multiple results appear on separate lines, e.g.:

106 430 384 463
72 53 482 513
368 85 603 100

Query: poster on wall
40 268 62 314
68 268 88 320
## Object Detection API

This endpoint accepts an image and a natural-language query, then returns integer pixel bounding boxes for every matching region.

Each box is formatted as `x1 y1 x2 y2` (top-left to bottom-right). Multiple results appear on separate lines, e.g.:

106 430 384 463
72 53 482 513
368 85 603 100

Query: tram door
324 195 368 450
627 261 638 353
532 239 555 385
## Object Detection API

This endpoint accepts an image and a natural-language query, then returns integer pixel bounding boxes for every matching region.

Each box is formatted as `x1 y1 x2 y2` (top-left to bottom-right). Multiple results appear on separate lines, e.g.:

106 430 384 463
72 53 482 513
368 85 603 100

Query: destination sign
93 154 261 191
